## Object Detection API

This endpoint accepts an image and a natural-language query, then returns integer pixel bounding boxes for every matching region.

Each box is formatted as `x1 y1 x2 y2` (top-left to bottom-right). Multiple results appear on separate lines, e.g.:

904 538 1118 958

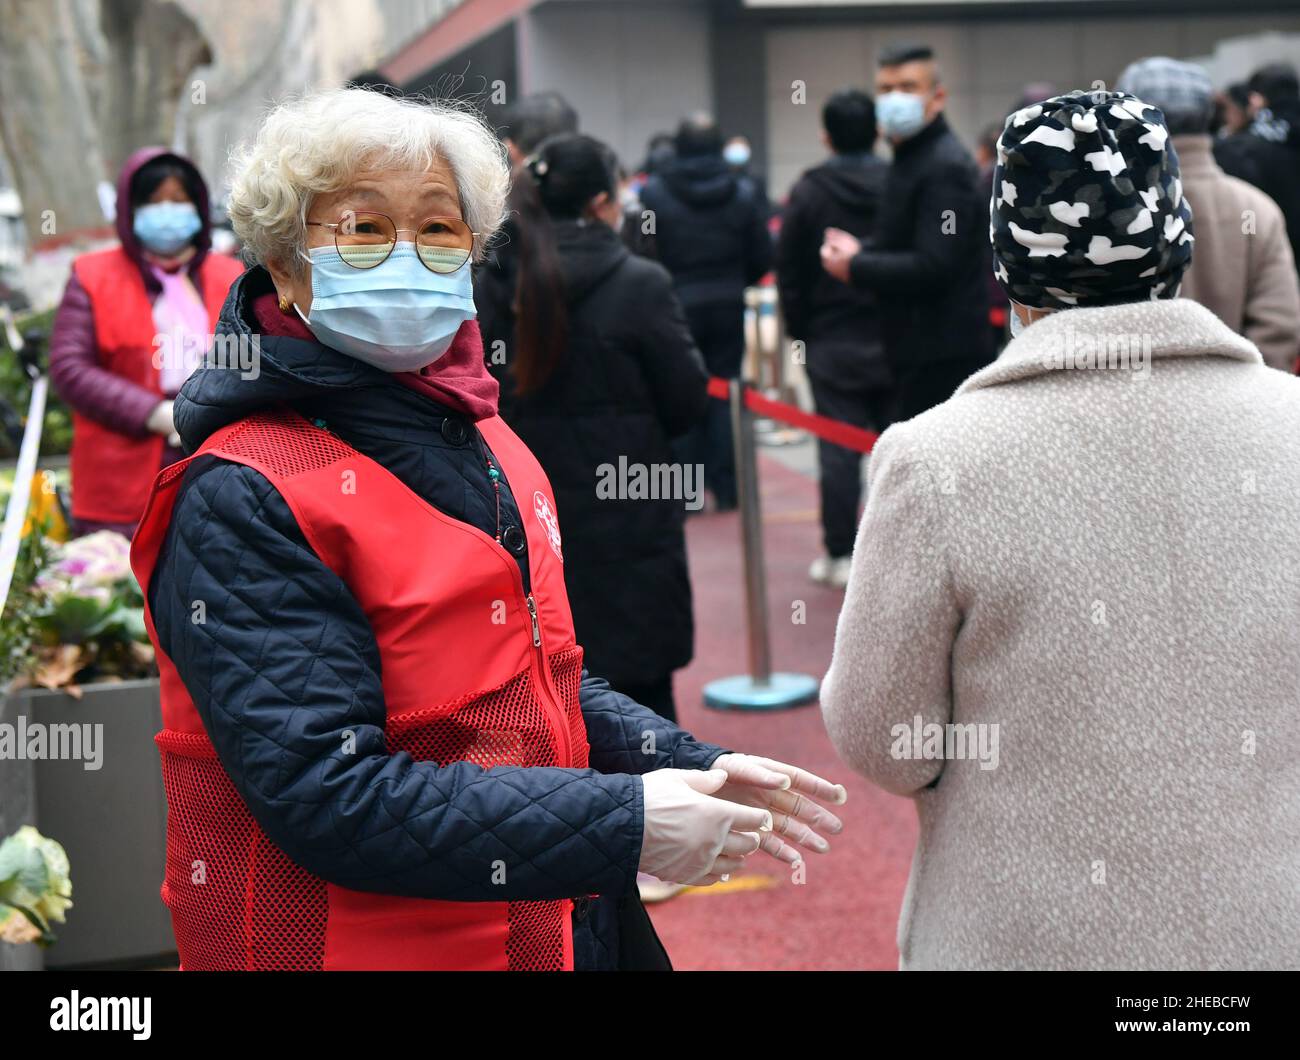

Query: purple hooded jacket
49 147 220 447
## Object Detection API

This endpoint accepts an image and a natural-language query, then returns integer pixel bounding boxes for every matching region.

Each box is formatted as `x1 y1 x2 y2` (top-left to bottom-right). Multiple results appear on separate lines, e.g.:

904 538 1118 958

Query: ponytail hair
512 133 619 395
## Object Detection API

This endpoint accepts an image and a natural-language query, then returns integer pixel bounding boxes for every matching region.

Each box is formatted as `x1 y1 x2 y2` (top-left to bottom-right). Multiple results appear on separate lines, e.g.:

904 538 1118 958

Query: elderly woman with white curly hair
129 88 845 972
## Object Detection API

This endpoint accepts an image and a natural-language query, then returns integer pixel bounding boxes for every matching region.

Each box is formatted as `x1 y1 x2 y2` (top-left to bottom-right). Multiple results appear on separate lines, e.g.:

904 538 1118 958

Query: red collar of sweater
251 291 500 421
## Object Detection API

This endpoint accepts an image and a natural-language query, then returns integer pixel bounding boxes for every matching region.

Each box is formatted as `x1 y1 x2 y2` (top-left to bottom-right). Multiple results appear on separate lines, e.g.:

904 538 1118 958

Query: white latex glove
638 768 771 886
146 399 176 437
711 753 847 869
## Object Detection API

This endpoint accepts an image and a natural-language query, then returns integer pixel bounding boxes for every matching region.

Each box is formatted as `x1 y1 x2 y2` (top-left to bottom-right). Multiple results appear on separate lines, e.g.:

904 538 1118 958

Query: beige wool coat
821 298 1300 970
1175 134 1300 372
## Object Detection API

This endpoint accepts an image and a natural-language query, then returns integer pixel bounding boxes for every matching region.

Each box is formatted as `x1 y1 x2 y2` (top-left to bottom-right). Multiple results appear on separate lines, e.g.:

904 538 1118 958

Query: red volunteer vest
129 409 591 970
71 246 243 525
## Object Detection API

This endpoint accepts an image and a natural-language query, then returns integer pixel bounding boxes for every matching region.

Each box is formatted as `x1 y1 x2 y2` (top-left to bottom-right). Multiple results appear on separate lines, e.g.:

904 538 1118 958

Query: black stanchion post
703 379 820 711
735 376 771 683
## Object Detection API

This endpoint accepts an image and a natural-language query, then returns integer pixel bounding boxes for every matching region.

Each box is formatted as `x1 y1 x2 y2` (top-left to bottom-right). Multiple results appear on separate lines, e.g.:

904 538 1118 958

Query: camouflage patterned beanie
991 89 1194 310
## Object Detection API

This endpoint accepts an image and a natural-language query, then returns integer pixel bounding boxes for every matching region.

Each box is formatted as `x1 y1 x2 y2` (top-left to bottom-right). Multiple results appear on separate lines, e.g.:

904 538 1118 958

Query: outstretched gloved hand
638 768 771 886
710 753 847 869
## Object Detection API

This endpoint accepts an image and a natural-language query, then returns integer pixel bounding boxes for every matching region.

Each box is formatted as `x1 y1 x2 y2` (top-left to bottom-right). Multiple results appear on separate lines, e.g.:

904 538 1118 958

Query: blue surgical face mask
296 241 476 373
876 91 928 141
1008 306 1025 338
134 201 202 255
1008 302 1049 338
723 143 752 167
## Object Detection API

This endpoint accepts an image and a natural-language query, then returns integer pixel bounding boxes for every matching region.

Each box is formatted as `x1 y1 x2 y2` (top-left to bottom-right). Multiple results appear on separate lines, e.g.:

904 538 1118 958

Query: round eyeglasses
304 211 478 274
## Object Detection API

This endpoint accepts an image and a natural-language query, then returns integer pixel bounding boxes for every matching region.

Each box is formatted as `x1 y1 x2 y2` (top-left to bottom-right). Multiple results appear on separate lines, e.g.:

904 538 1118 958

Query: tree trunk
98 0 213 178
0 0 110 247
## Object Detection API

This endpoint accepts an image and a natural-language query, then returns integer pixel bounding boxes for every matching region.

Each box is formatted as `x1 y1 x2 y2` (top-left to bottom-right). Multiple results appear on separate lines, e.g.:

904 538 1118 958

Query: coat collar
957 298 1262 396
1170 134 1222 178
894 112 950 161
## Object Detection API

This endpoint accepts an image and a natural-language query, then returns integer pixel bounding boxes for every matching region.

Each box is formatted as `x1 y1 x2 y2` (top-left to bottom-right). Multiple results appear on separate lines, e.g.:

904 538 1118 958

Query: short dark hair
1225 82 1252 109
130 155 203 209
878 42 933 68
822 90 876 153
1248 62 1300 106
502 91 579 154
675 114 723 158
642 132 675 174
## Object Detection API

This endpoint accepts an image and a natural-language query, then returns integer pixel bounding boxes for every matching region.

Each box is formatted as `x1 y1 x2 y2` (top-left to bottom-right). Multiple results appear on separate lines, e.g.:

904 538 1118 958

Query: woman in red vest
49 147 244 537
130 88 847 971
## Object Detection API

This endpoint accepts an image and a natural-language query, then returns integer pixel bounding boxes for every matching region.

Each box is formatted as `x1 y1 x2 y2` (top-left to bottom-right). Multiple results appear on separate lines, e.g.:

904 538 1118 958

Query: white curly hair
227 87 510 273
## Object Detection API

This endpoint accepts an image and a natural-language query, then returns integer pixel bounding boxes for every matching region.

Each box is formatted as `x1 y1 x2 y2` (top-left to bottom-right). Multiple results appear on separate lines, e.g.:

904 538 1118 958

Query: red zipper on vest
522 590 572 767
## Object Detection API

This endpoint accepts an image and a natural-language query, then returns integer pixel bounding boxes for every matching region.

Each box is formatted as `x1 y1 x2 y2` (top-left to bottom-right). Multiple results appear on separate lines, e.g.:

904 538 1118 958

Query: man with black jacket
821 43 992 419
777 89 889 588
639 115 773 509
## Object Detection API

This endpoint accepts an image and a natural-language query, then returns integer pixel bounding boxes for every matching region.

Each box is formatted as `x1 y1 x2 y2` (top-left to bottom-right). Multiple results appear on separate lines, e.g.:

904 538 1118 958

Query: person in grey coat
822 90 1300 970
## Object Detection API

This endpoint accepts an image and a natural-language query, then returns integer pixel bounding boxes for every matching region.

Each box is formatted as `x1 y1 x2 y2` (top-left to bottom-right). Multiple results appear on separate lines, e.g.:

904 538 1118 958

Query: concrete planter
0 689 42 971
1 678 175 969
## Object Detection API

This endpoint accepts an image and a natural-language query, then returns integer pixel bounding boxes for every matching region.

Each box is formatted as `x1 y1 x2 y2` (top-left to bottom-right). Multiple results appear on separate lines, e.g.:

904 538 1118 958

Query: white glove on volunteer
147 399 176 437
637 768 771 886
147 399 181 447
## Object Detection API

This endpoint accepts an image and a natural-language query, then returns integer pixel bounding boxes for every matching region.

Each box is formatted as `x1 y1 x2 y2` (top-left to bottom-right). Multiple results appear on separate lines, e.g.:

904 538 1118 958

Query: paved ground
644 446 916 970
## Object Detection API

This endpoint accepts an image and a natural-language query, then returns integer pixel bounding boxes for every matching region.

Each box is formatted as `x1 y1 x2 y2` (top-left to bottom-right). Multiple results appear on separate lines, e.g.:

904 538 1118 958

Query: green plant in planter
0 826 73 946
0 306 72 458
8 530 155 691
0 528 51 687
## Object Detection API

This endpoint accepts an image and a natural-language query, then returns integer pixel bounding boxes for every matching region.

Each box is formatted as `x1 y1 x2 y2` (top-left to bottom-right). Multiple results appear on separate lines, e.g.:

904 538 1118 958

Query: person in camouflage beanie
991 89 1194 319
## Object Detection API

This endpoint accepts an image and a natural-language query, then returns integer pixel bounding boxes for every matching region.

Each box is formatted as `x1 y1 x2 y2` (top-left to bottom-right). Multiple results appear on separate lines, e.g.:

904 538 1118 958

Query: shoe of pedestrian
637 873 688 904
809 554 852 589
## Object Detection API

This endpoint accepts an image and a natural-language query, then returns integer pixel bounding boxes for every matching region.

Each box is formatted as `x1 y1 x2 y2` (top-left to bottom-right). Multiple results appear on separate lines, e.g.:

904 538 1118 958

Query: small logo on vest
533 490 563 562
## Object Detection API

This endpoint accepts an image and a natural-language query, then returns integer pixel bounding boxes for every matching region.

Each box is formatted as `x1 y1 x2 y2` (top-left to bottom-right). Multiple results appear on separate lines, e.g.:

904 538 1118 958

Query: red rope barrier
707 377 878 455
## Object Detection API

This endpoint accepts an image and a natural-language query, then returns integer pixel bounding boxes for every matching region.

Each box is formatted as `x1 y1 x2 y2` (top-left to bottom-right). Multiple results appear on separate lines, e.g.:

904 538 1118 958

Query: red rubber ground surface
645 454 918 971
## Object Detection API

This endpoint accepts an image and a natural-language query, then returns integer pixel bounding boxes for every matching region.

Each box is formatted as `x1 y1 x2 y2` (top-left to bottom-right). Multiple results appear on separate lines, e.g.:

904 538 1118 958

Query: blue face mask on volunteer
295 241 477 373
134 201 202 256
876 91 928 141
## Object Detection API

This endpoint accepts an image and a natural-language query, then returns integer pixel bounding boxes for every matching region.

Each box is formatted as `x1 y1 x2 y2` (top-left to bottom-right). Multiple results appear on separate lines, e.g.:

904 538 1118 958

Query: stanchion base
702 672 820 711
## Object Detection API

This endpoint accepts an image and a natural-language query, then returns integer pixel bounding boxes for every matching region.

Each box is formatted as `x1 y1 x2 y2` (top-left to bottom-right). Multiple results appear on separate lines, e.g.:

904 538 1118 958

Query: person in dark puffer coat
501 133 708 723
140 89 846 972
636 115 773 510
777 89 891 589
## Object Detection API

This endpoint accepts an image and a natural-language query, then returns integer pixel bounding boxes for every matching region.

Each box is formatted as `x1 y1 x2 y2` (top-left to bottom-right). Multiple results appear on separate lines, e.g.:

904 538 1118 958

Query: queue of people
38 40 1300 970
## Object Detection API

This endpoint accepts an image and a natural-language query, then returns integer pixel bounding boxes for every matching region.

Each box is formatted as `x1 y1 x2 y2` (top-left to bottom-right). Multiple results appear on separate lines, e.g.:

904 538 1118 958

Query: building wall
520 1 713 170
763 11 1300 196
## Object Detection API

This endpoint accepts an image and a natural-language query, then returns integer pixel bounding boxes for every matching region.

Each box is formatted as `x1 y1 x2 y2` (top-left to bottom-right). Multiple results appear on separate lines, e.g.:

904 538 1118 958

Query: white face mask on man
875 91 928 141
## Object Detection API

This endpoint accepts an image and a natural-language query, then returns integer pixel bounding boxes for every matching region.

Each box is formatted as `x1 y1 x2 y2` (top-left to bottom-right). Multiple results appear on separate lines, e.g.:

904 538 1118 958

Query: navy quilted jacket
146 266 729 969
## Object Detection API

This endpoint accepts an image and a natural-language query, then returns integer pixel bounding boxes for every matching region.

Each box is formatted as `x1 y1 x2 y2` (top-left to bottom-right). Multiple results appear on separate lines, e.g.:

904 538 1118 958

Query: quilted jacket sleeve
578 672 729 775
149 457 644 902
